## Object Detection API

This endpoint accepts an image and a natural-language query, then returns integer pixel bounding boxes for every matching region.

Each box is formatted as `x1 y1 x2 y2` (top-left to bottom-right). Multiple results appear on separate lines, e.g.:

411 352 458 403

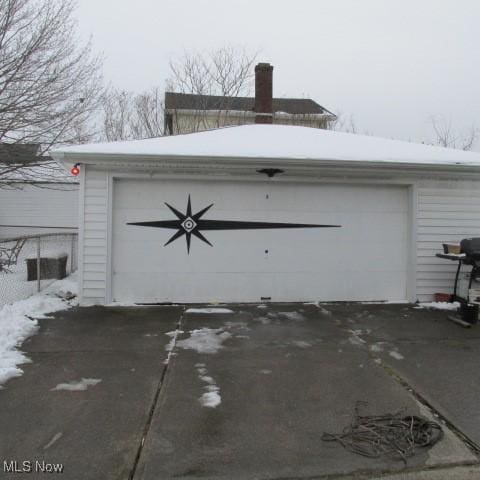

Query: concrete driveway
1 303 480 479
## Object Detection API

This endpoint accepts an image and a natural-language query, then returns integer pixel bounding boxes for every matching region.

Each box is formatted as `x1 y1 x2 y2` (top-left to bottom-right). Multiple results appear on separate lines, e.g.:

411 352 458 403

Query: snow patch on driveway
0 273 78 387
415 301 460 311
278 311 305 321
176 328 231 354
185 308 234 314
51 378 101 391
389 350 405 360
195 363 221 408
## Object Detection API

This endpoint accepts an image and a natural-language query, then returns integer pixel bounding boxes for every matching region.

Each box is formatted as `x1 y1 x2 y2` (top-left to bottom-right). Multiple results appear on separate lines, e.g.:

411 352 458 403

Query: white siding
0 184 78 238
416 180 480 302
80 167 109 304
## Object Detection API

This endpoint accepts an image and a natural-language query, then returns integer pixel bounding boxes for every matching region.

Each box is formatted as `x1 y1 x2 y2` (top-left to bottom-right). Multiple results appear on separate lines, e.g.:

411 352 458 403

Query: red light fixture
71 163 80 176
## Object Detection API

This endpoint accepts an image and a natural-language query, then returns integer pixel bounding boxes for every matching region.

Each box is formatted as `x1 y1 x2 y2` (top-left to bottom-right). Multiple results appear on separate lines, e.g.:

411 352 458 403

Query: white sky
75 0 480 149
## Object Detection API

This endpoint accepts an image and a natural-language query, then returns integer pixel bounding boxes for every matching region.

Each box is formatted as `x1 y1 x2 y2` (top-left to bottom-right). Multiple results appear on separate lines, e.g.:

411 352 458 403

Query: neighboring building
0 144 78 238
164 63 336 135
53 123 480 306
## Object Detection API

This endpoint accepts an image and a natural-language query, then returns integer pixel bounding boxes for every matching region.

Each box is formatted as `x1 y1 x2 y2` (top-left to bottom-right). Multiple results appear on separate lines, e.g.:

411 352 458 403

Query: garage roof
52 124 480 167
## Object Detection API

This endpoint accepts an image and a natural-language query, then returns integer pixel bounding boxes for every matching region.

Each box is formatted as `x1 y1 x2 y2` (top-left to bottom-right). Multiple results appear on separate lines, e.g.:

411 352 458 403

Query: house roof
52 124 480 169
0 143 40 164
164 92 334 116
0 143 75 183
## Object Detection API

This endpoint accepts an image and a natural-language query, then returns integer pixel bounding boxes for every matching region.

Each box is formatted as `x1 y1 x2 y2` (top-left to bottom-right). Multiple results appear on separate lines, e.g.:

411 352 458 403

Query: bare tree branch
0 0 104 186
427 115 478 151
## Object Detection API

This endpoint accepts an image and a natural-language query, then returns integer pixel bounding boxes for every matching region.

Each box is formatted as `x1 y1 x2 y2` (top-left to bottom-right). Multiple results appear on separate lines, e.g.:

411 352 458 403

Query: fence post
70 234 75 273
36 236 41 293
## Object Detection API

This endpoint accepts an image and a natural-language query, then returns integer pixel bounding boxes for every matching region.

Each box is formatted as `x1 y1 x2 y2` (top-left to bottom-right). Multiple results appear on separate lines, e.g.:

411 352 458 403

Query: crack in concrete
129 310 185 480
372 355 480 457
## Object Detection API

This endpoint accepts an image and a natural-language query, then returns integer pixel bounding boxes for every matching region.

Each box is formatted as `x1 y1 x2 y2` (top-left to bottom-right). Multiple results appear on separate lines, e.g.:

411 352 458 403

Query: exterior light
71 163 80 176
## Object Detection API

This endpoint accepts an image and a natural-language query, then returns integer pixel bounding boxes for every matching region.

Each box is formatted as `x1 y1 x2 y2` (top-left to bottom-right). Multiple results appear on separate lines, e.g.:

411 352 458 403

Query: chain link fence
0 233 78 306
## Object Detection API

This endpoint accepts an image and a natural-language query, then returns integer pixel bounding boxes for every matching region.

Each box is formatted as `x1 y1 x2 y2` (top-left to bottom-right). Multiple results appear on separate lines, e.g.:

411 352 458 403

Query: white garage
52 124 480 306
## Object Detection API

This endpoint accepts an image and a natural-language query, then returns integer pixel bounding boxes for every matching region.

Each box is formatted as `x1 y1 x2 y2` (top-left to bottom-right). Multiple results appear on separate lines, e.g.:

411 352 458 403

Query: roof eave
51 151 480 178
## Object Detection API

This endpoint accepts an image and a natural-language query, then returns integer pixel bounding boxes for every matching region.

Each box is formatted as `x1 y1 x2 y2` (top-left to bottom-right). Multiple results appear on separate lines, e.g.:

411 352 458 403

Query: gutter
51 150 480 176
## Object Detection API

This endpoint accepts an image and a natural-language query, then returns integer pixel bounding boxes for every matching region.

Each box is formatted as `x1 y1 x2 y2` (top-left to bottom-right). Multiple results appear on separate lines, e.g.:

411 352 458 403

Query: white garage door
111 179 409 303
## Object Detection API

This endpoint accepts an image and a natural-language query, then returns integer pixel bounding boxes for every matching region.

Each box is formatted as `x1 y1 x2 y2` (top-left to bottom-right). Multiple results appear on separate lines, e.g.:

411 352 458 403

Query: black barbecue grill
436 237 480 325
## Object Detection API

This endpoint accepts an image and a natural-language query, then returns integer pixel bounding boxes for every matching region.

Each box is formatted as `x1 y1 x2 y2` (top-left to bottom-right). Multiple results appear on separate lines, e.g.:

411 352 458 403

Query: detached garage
52 124 480 305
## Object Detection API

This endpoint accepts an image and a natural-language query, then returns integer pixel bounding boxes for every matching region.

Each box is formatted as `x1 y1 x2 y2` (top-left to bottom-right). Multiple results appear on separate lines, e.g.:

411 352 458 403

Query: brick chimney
254 63 273 124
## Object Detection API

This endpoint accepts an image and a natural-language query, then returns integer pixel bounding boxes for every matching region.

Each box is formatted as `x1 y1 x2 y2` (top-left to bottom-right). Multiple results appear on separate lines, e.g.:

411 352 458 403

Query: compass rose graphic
128 195 341 253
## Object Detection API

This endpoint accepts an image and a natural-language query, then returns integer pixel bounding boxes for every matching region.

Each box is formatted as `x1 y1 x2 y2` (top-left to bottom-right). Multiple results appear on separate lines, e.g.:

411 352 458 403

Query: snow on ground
415 301 460 311
389 350 405 361
185 308 234 314
176 328 231 354
0 273 78 387
195 363 221 408
278 311 305 321
51 378 101 391
292 340 311 348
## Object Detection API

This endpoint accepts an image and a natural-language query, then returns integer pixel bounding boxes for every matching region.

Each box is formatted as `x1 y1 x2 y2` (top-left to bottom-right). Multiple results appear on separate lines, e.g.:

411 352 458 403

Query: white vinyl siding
0 184 78 238
80 167 109 304
416 180 480 302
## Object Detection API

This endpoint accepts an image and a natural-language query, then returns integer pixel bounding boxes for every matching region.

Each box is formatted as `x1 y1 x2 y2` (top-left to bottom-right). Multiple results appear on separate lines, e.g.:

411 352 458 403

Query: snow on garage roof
52 124 480 167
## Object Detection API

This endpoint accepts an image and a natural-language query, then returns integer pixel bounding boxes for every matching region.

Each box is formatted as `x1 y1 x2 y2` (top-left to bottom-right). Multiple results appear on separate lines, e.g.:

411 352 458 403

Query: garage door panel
112 179 409 303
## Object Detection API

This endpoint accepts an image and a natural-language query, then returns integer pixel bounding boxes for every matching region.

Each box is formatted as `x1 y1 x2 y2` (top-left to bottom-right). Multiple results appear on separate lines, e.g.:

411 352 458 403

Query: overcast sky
75 0 480 149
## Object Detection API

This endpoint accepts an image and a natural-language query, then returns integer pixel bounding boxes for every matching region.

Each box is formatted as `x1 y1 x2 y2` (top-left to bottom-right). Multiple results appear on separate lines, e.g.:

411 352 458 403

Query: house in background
0 144 78 239
164 63 336 135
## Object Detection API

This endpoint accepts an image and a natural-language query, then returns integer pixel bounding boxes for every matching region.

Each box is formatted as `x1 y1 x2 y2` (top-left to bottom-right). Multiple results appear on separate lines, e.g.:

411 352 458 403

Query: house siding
0 183 78 238
81 167 109 304
416 180 480 302
168 111 330 135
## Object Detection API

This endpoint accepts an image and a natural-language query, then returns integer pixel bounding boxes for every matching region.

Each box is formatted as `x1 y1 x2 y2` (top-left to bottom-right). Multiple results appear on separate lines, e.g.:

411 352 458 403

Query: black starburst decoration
128 195 341 253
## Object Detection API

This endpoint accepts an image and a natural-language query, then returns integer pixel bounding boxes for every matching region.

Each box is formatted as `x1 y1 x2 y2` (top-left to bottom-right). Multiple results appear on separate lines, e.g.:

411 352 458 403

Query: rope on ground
322 401 443 464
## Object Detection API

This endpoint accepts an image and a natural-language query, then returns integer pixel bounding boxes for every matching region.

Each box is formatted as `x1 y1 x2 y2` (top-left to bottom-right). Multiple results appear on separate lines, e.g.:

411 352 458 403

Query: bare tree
167 45 257 97
428 115 478 151
328 112 358 133
165 45 258 134
0 0 104 183
101 87 164 141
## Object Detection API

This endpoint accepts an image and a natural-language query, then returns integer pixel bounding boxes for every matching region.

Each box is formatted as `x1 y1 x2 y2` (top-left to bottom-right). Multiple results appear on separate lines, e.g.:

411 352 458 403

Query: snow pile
0 273 78 387
185 308 234 314
51 378 101 391
195 363 221 408
415 301 460 311
176 328 231 354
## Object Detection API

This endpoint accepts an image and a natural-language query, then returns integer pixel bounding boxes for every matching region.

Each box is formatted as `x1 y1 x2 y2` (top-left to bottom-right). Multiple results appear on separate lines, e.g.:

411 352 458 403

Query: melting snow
0 273 78 387
292 340 311 348
52 378 101 391
348 329 367 346
389 350 405 360
196 364 221 408
415 302 460 311
176 328 231 354
200 391 221 408
185 308 234 314
279 311 305 321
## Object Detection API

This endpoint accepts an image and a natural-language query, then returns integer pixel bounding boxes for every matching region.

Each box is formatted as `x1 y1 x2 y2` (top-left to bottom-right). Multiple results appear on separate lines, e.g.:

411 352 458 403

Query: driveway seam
128 309 185 480
374 357 480 457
